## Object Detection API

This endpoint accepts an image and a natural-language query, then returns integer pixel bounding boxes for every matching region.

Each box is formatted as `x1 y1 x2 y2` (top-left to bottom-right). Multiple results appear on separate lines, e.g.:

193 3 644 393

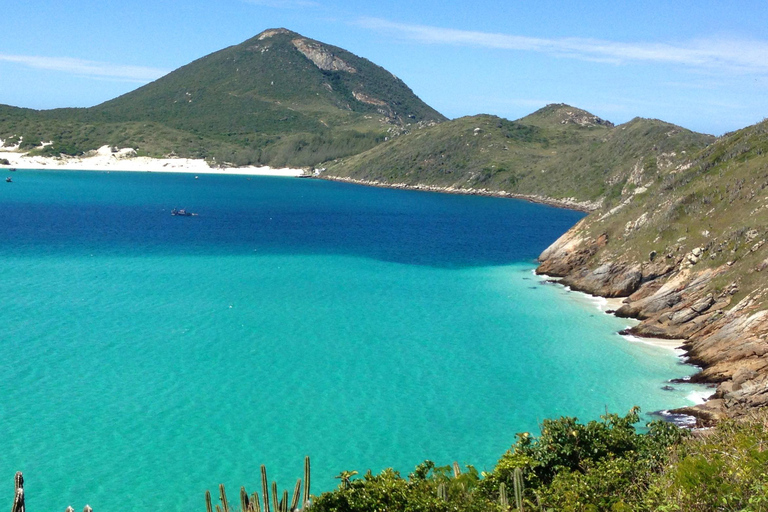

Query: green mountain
323 104 714 209
0 28 445 167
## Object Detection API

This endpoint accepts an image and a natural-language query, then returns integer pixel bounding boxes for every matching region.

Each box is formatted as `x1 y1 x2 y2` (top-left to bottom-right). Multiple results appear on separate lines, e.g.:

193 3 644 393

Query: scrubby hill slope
324 104 713 209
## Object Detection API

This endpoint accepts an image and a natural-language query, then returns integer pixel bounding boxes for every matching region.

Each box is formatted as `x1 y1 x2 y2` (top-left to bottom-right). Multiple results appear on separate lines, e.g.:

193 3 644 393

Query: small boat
8 168 16 172
5 177 11 183
171 208 197 216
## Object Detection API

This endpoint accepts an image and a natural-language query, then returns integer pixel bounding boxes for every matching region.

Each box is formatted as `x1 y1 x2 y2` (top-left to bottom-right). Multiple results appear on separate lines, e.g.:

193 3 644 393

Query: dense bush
310 409 692 512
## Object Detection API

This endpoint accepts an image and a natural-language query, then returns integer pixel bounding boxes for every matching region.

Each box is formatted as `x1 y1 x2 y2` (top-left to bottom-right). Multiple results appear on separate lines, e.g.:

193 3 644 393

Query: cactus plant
65 508 75 512
220 484 230 512
271 482 278 512
437 482 447 501
83 506 92 512
302 456 310 510
261 466 270 512
240 486 249 512
205 459 310 512
452 462 461 479
11 472 24 512
499 482 509 511
290 478 301 511
513 467 524 511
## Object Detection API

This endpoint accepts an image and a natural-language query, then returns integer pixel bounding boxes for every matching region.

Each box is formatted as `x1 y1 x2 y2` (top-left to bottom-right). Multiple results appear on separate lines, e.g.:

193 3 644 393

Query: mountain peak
521 103 614 129
255 28 297 40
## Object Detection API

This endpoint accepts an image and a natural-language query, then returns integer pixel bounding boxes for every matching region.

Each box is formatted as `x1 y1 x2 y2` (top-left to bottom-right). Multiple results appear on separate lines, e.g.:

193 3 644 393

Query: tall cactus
240 487 249 512
281 490 288 512
251 493 261 512
83 507 92 512
205 490 213 512
437 482 447 501
302 456 310 510
261 466 270 512
11 472 24 512
65 508 75 512
513 468 524 512
220 484 230 512
271 482 278 512
452 462 461 478
499 482 509 511
290 478 301 512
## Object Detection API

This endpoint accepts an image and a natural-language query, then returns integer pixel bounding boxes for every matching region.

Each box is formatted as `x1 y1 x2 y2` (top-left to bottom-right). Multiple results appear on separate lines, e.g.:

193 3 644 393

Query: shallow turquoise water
0 171 703 511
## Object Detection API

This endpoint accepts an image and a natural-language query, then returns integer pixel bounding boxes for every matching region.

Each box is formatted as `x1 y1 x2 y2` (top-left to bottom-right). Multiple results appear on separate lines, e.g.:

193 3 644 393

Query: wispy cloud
243 0 319 8
357 17 768 75
0 54 169 81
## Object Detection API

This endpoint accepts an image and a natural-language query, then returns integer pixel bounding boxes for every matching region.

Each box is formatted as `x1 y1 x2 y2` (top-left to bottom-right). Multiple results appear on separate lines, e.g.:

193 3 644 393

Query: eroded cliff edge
536 117 768 421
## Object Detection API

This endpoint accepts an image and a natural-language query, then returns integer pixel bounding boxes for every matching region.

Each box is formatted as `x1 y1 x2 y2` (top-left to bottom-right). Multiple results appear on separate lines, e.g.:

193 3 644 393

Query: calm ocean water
0 171 705 511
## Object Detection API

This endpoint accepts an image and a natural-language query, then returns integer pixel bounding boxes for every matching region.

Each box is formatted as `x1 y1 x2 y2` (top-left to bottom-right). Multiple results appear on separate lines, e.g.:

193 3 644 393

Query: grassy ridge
325 104 714 205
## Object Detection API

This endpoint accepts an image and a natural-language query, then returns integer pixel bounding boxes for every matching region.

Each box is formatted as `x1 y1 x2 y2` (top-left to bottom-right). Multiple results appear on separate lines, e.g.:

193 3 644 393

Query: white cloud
357 17 768 75
0 54 169 81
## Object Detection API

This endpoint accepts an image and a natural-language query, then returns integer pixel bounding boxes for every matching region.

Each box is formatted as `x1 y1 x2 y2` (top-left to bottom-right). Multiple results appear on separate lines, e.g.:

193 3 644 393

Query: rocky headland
537 183 768 422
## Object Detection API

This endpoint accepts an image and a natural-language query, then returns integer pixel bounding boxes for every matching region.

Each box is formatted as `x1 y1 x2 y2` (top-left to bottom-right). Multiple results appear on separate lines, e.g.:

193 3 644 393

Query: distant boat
5 177 11 183
8 168 16 172
171 208 196 216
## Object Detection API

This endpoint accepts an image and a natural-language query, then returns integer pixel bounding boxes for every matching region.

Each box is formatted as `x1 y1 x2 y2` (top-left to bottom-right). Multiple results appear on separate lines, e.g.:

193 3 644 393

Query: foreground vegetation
198 408 768 512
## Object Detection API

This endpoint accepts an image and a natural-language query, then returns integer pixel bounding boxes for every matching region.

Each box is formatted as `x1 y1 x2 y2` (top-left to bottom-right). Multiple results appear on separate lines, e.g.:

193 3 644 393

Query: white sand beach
0 143 306 177
534 270 688 352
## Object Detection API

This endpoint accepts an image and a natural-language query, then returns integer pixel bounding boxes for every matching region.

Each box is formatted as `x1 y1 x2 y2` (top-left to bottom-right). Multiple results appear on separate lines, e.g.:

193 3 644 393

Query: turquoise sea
0 171 705 511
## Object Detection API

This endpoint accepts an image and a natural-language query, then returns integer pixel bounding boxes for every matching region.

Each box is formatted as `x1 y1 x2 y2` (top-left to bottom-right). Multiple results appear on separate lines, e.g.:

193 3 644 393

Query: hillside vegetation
0 28 444 167
324 104 713 208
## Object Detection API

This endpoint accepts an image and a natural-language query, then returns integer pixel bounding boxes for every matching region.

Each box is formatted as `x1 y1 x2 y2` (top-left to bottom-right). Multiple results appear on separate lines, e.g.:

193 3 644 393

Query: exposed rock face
352 91 393 118
560 110 614 128
537 228 768 422
258 28 292 40
292 38 356 73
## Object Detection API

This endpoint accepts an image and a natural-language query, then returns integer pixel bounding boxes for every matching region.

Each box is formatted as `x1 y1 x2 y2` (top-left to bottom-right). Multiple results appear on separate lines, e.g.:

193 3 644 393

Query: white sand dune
0 144 306 177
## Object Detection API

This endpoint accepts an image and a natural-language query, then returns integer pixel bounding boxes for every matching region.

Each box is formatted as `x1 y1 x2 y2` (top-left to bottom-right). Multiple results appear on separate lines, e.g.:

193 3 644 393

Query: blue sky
1 0 766 135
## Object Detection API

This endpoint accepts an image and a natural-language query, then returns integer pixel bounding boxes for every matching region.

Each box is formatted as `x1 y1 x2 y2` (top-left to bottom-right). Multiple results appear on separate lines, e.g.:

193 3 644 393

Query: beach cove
0 165 711 512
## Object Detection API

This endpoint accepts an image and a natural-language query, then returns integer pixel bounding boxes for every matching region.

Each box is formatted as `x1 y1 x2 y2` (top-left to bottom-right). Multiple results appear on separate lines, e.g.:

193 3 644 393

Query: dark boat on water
171 208 196 216
5 177 11 183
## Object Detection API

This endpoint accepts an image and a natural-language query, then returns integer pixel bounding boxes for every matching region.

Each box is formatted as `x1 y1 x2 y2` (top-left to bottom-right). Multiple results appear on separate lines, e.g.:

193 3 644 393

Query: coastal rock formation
537 225 768 422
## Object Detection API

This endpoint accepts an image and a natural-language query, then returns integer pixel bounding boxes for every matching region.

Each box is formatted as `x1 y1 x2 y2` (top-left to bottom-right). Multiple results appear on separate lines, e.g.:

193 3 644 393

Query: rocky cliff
537 119 768 422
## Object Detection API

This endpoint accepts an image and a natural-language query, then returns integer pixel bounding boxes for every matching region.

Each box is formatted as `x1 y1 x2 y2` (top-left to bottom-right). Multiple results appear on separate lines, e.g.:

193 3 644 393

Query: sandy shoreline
537 271 687 352
535 270 716 410
0 145 305 177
